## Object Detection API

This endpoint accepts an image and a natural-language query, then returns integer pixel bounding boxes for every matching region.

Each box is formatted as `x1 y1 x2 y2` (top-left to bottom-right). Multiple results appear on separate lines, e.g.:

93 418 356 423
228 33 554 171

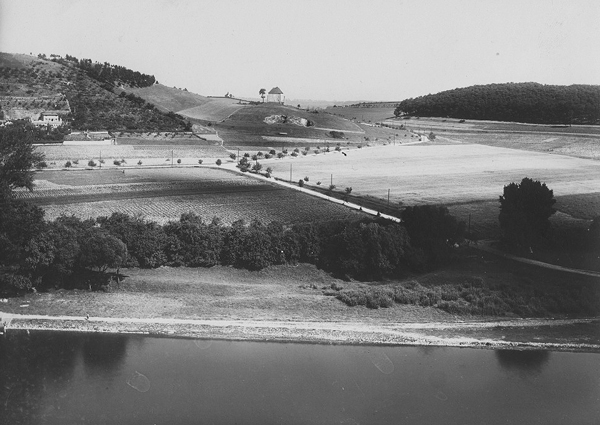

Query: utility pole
330 174 333 186
99 150 102 168
289 163 293 183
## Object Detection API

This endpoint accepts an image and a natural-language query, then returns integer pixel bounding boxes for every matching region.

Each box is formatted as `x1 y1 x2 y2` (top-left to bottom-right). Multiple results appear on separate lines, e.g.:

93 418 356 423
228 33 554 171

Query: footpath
472 240 600 278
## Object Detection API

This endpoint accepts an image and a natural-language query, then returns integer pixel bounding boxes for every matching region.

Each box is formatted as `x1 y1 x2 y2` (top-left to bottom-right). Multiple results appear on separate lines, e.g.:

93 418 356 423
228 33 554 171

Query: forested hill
393 83 600 125
0 52 189 131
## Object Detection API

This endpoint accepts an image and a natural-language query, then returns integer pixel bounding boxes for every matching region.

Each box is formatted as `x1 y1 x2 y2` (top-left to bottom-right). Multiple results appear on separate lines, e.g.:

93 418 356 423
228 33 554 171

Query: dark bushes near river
2 200 598 317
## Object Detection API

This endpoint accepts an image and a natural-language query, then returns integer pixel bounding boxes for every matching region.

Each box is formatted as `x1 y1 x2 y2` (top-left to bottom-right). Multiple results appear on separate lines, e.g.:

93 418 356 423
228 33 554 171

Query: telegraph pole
289 163 293 183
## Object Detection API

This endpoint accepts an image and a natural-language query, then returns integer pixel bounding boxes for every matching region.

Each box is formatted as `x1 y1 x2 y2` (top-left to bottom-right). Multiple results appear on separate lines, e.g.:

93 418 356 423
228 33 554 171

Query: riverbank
3 313 600 352
2 262 599 352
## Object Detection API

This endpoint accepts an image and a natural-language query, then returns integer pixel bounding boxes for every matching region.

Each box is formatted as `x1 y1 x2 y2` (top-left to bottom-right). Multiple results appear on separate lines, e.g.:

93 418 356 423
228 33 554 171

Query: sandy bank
2 313 599 353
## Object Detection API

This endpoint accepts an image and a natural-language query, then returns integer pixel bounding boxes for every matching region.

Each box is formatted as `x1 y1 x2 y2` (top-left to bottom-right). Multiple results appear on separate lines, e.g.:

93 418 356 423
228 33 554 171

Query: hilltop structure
267 87 284 104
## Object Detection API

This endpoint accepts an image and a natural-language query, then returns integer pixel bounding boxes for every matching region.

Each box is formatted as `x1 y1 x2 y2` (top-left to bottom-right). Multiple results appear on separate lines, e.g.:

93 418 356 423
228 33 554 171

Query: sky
1 0 599 101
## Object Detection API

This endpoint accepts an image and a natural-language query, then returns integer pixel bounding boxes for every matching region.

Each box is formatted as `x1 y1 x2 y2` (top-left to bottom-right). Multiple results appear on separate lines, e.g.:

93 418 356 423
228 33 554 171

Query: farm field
267 143 600 215
35 144 229 165
23 168 367 225
438 132 600 160
324 106 396 123
383 116 600 135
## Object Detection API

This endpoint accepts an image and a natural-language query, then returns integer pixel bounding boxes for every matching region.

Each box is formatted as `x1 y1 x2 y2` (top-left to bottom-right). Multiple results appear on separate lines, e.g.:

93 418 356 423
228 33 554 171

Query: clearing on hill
178 97 248 122
128 84 210 113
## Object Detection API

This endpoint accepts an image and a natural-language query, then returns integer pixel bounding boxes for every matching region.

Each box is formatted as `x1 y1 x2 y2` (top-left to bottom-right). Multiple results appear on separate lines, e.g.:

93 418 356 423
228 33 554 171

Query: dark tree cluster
0 202 468 295
394 83 600 124
55 55 156 88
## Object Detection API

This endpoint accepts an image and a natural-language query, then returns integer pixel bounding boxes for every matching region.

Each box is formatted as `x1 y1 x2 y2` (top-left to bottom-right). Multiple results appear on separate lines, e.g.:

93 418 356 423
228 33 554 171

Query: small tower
266 87 284 104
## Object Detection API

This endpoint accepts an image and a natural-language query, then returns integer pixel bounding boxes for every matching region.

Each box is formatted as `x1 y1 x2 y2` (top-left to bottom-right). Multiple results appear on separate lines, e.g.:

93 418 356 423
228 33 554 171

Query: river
1 330 598 424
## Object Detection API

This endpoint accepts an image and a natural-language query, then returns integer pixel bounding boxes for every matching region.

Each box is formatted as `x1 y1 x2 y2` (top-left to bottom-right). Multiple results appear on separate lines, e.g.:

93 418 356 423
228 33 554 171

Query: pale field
35 144 229 164
267 143 600 207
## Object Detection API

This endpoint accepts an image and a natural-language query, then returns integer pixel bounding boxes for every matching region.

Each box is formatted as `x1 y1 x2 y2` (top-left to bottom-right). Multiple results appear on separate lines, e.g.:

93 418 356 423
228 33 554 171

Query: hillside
0 52 189 131
214 103 365 146
393 83 600 125
127 84 210 113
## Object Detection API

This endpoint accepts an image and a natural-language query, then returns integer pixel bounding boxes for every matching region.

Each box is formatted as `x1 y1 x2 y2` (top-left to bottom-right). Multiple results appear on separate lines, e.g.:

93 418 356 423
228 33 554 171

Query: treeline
0 202 466 294
393 83 600 124
56 55 156 88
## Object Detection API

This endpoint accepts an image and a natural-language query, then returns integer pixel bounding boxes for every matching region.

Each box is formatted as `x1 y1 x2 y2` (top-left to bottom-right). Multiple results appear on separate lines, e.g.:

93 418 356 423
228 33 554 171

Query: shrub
264 154 272 159
269 149 276 155
88 160 97 167
317 181 321 185
73 160 79 165
298 179 304 187
291 152 298 157
216 159 222 166
114 160 122 166
137 160 143 165
99 159 105 164
65 161 72 168
328 184 336 191
177 158 181 164
302 151 307 156
229 153 237 160
198 159 203 164
304 176 309 182
36 161 48 169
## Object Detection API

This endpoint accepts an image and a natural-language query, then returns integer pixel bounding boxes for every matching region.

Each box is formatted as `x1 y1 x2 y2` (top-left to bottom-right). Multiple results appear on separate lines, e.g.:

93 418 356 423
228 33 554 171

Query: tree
499 178 556 248
78 228 127 273
259 88 266 103
0 121 44 195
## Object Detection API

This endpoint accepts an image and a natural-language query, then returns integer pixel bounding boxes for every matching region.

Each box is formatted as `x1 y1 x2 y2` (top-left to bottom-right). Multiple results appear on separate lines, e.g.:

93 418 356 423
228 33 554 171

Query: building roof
268 87 283 94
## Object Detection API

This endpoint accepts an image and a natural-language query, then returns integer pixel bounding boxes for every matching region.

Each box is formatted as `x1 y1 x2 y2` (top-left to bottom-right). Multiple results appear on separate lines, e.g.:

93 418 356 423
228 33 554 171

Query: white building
267 87 284 104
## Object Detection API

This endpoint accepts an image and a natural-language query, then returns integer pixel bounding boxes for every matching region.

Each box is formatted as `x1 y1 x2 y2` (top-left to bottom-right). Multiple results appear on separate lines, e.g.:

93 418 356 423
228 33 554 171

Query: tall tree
499 178 556 248
259 88 266 103
0 121 44 196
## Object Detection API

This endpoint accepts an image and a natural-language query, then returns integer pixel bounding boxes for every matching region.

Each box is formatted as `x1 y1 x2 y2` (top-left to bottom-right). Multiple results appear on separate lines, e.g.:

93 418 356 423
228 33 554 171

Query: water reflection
82 333 128 376
495 349 550 375
1 331 598 425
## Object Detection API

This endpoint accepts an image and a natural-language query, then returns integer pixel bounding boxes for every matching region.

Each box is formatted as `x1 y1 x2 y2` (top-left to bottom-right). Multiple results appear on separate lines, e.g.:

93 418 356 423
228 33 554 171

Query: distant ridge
393 83 600 125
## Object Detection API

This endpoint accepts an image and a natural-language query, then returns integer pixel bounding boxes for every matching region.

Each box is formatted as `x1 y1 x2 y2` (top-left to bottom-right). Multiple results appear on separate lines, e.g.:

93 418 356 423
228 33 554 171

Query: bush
113 160 122 166
177 158 181 164
88 160 97 167
304 176 309 182
198 159 203 164
216 159 222 166
36 161 48 169
65 161 72 168
138 160 143 165
298 179 304 187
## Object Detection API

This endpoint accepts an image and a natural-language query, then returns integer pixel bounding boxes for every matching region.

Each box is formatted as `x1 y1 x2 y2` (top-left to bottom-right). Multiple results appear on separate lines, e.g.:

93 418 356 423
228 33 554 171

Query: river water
1 331 599 424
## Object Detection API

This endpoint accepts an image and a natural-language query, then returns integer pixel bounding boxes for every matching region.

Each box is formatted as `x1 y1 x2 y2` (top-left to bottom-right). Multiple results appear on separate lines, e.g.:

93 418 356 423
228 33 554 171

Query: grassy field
22 168 367 225
4 248 599 321
178 98 249 122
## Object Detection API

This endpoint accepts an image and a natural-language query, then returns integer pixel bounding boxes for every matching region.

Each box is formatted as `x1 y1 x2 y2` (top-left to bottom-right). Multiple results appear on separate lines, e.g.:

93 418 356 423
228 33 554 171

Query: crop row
41 191 364 225
15 179 267 200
